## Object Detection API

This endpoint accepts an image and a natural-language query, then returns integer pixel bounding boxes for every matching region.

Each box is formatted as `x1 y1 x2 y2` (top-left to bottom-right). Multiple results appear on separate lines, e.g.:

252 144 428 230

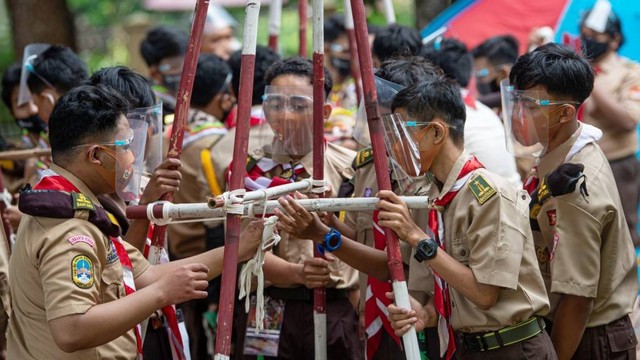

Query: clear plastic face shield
17 43 52 106
111 119 148 202
381 113 424 192
262 86 314 159
353 76 405 146
500 79 579 158
126 103 162 175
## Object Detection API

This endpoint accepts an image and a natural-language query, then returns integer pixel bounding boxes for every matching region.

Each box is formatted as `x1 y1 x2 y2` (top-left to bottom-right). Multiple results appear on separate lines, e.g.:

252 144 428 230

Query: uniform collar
434 151 470 199
49 163 102 207
595 52 620 74
537 123 582 178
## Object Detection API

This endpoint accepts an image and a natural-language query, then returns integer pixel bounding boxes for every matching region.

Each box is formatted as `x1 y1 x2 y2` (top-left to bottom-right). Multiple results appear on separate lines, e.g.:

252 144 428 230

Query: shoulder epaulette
353 147 374 169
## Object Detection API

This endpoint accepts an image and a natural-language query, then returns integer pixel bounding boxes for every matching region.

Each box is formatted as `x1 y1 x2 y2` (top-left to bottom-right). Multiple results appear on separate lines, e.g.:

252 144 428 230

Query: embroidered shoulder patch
353 147 374 169
537 176 551 204
72 192 95 211
468 175 497 205
68 235 95 247
72 255 94 289
106 241 119 264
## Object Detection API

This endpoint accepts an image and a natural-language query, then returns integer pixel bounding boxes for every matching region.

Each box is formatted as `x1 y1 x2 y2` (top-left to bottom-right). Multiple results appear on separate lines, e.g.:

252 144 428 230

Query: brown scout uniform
166 109 227 259
581 54 640 246
532 124 638 358
235 142 363 360
7 164 150 360
409 152 553 358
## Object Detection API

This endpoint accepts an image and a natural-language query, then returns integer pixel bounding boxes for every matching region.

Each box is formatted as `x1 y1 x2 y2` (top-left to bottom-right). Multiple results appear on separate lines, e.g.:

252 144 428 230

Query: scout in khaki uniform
278 77 554 359
577 4 640 247
7 84 263 360
506 43 638 359
232 57 362 360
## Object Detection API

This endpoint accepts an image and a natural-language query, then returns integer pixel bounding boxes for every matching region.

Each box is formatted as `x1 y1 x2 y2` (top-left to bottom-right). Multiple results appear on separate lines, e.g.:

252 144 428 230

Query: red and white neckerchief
365 210 402 359
244 158 308 191
428 156 484 360
34 170 144 359
460 88 477 110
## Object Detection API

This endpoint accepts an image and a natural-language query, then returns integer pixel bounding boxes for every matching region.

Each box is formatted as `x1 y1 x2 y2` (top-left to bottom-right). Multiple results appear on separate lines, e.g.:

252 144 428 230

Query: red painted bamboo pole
147 0 209 250
312 0 327 358
350 0 420 358
343 0 362 105
214 2 261 359
268 0 282 52
298 0 308 57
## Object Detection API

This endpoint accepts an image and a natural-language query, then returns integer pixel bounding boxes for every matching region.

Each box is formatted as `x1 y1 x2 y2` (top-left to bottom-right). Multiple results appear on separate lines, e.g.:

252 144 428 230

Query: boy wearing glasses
276 76 554 359
507 43 637 359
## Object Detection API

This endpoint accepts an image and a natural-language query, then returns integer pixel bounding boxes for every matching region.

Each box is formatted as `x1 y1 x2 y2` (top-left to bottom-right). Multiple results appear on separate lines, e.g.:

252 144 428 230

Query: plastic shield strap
353 76 405 146
117 118 149 202
500 79 549 158
17 43 51 106
381 113 421 192
127 103 163 174
262 86 314 161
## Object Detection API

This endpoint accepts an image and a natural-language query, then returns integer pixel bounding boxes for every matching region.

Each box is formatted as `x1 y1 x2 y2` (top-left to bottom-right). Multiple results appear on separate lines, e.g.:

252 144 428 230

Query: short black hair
324 14 346 43
579 9 624 47
472 35 519 66
228 45 281 105
26 45 88 95
420 38 472 87
191 53 232 108
509 43 594 103
375 55 442 86
1 63 21 111
49 84 130 161
265 57 333 99
391 77 466 145
372 24 422 63
87 66 155 108
140 26 188 67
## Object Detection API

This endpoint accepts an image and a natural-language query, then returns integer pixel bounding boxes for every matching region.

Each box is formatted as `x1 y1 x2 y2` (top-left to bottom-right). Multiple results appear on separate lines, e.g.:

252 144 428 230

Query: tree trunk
415 0 452 30
6 0 76 58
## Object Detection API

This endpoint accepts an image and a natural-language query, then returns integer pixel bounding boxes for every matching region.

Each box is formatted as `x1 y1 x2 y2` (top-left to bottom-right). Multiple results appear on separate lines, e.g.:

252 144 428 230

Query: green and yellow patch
468 175 497 205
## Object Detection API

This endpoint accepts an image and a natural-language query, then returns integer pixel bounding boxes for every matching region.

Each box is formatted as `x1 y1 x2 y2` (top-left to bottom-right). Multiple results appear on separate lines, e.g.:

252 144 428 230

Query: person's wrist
314 224 332 244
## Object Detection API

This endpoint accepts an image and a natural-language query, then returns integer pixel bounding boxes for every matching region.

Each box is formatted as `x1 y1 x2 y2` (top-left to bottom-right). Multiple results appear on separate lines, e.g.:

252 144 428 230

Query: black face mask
477 78 500 95
162 74 181 93
581 36 609 61
16 115 47 134
331 56 351 78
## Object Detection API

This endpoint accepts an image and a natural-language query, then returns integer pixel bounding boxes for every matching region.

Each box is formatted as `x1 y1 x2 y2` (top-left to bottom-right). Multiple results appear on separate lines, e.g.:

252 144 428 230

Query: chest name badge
72 255 94 289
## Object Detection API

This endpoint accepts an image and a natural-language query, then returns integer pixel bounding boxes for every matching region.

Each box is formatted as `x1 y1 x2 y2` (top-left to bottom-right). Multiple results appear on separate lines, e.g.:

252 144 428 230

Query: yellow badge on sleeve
72 255 94 289
468 175 497 205
72 192 95 211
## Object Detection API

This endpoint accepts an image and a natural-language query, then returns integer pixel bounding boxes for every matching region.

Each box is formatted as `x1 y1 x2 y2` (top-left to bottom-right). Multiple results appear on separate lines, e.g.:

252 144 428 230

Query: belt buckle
463 334 484 352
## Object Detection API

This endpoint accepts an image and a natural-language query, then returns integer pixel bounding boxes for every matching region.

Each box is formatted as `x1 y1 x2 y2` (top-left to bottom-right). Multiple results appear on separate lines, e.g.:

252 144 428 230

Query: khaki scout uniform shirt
256 142 359 289
7 164 150 360
344 148 426 310
408 152 550 332
582 54 640 160
166 110 227 258
533 125 638 327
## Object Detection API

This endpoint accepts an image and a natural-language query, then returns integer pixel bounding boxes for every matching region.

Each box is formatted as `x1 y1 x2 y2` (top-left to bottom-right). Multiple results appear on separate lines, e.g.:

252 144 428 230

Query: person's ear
430 121 449 145
559 104 577 124
610 33 622 52
323 103 333 120
149 66 162 85
495 65 511 82
88 145 103 166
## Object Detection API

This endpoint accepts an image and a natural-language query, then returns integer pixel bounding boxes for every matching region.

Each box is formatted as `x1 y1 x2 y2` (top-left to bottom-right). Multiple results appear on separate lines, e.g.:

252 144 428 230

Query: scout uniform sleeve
544 197 601 298
39 219 104 321
619 61 640 123
124 240 151 279
465 175 529 290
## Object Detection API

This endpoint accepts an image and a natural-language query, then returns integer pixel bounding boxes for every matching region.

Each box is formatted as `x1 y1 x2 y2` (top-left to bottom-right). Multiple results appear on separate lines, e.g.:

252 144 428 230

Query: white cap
584 0 612 33
205 3 237 33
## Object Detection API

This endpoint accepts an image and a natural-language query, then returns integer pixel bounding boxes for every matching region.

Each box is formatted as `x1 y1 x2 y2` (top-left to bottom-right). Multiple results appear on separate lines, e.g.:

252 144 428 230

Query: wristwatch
413 238 439 262
317 228 342 255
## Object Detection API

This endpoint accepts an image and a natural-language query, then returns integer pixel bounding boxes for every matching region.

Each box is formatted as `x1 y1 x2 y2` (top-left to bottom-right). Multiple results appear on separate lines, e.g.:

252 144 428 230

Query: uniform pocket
100 262 124 302
451 234 470 264
607 316 638 352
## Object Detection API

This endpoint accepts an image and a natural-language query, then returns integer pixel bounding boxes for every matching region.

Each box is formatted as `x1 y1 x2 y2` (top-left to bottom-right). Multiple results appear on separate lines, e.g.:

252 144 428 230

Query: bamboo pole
382 0 396 24
0 147 50 161
213 2 260 359
268 0 282 51
312 0 327 358
350 0 420 358
343 0 362 104
298 0 308 57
